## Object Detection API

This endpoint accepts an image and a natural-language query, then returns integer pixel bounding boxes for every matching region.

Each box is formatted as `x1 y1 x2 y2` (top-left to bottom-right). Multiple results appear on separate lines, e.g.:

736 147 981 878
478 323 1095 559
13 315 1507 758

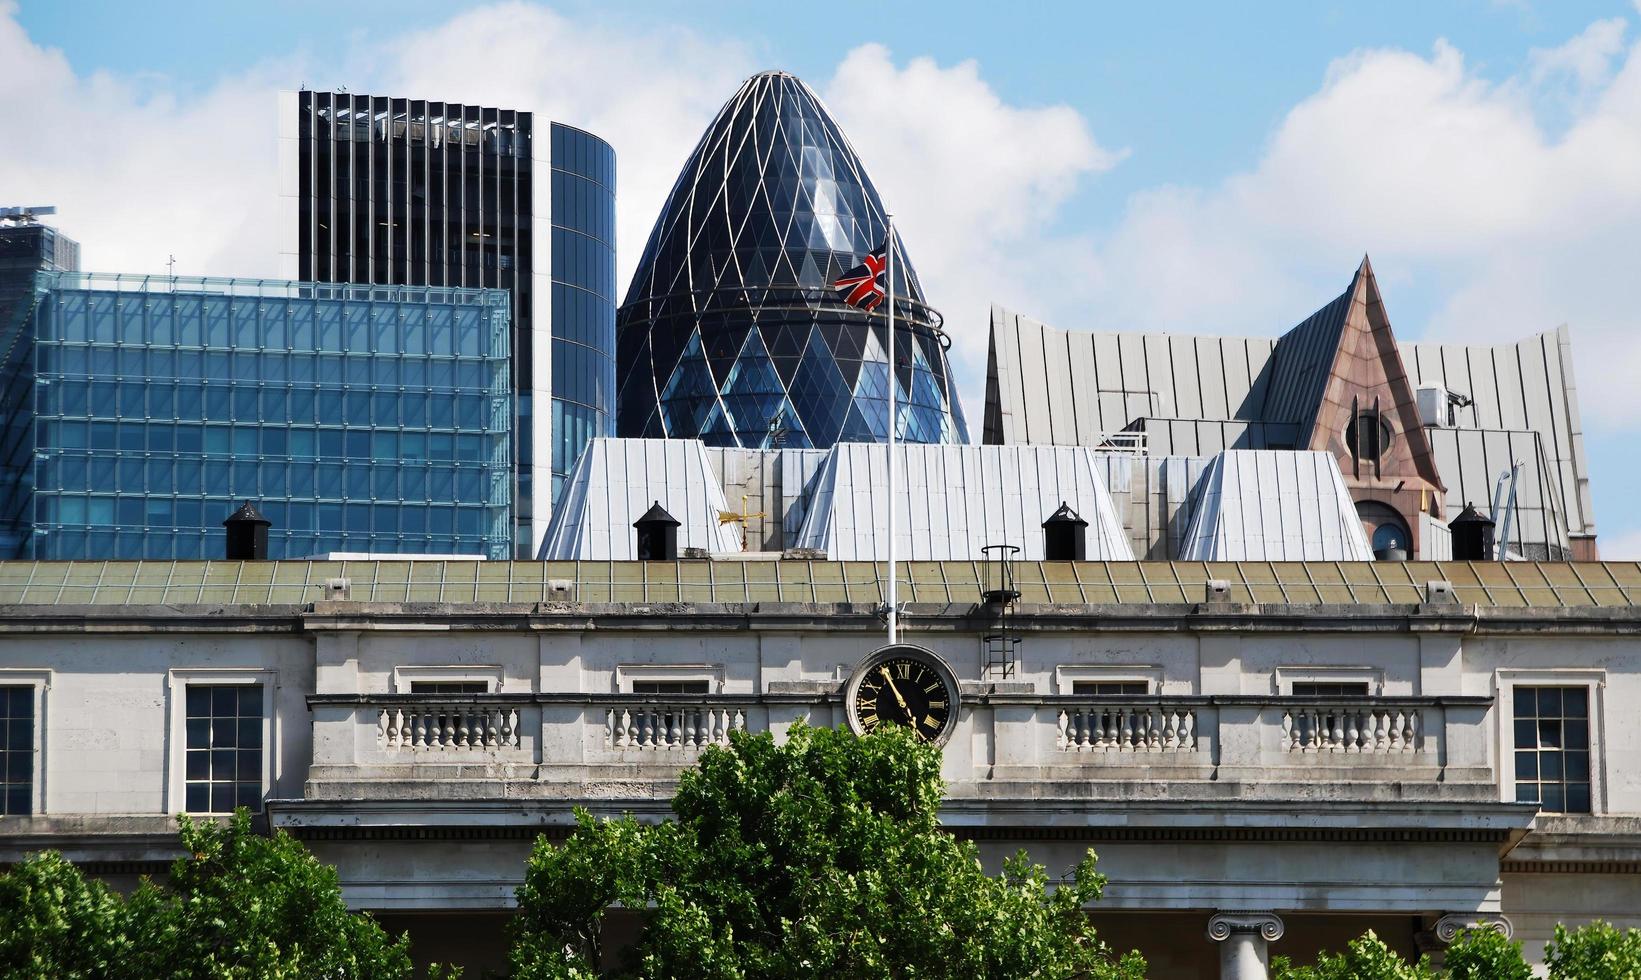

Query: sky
6 0 1641 555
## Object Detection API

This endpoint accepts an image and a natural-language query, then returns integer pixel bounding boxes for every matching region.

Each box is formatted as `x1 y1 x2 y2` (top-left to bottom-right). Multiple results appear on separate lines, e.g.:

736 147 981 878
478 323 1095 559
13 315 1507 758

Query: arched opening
1355 501 1410 561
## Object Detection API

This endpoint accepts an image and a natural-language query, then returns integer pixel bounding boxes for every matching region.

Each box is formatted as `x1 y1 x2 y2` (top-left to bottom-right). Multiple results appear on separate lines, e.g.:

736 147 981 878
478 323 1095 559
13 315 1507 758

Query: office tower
616 71 968 449
279 92 615 555
14 272 513 560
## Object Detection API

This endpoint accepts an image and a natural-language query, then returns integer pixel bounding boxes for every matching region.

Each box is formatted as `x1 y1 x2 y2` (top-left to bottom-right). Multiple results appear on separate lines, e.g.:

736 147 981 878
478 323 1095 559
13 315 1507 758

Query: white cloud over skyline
4 2 1641 549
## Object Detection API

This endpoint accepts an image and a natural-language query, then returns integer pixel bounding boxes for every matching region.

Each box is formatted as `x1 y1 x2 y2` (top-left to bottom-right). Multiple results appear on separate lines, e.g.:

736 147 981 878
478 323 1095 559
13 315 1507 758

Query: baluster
733 708 747 733
457 710 471 749
1282 710 1295 751
1372 711 1387 752
666 708 679 748
1081 709 1096 749
411 709 425 748
1147 709 1160 748
1056 710 1070 749
1163 709 1177 749
688 707 700 747
507 708 519 747
1326 711 1341 752
377 708 389 746
1122 709 1136 750
625 708 638 747
1179 710 1195 750
1403 710 1418 752
429 711 443 748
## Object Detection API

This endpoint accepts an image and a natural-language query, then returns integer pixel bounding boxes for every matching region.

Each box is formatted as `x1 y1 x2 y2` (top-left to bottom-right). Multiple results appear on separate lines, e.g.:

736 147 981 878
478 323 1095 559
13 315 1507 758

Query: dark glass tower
616 71 967 448
280 92 614 555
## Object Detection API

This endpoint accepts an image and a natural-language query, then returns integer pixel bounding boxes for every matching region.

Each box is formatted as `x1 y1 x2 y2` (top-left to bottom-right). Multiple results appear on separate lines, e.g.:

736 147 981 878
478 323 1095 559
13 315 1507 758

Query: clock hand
878 666 915 724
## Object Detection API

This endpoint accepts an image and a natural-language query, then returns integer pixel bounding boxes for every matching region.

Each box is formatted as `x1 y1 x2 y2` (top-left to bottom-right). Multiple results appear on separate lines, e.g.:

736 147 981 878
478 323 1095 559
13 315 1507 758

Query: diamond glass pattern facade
616 71 967 449
12 273 513 560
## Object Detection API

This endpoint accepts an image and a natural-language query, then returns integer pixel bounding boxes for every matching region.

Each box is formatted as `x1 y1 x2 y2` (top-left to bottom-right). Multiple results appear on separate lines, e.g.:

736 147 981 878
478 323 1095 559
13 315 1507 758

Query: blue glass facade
548 124 617 507
616 71 968 449
11 273 512 560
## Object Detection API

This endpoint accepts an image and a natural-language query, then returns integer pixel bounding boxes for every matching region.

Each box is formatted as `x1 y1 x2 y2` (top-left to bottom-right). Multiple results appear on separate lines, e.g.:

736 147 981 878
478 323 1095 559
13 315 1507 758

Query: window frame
1055 665 1162 696
1495 669 1605 814
616 665 723 695
391 665 504 693
1274 667 1383 696
0 670 50 816
166 669 276 816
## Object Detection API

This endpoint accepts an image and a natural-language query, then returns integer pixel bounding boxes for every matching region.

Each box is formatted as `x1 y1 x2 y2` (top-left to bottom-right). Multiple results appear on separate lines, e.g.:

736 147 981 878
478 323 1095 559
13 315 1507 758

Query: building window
1345 411 1394 461
0 686 33 815
632 680 710 695
1291 682 1371 697
1070 681 1150 696
408 681 490 694
1513 686 1591 813
184 685 264 814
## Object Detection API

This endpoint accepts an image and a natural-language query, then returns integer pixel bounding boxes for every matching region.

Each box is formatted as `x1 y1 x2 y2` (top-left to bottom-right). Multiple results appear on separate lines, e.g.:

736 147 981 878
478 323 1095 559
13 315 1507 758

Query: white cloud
820 45 1122 383
1071 24 1641 440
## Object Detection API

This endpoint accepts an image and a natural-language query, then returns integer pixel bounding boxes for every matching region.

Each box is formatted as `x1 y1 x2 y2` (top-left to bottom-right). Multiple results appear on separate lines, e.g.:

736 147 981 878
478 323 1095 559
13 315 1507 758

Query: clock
844 644 960 745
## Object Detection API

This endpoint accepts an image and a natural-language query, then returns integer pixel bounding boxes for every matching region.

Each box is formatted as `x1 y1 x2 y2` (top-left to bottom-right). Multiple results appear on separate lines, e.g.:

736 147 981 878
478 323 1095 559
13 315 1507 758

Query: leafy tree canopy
1277 922 1641 980
0 810 426 980
511 723 1146 980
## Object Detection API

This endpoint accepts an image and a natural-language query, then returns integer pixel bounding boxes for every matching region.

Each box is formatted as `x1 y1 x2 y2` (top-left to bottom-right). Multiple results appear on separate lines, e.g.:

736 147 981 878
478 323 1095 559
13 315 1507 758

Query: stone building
1 556 1639 978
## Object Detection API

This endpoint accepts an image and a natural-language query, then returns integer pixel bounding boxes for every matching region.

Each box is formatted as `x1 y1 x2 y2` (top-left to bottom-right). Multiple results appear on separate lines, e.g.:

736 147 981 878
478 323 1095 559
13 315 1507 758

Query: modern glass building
8 273 512 560
615 71 968 449
279 92 615 556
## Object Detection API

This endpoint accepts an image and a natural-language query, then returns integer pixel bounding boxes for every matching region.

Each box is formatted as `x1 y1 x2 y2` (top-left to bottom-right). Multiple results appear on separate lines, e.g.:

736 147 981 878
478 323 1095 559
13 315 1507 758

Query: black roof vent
1042 501 1088 561
1449 501 1496 561
634 501 681 560
223 501 271 561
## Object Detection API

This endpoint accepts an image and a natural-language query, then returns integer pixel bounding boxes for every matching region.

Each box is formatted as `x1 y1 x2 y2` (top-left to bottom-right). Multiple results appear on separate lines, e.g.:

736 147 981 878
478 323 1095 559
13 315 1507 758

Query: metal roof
539 439 742 559
0 559 1639 608
1178 451 1374 561
792 443 1134 561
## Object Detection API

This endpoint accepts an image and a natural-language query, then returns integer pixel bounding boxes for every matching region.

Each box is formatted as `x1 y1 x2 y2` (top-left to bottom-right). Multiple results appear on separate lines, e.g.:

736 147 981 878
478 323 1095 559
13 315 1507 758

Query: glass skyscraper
616 71 968 449
11 273 512 560
279 92 615 556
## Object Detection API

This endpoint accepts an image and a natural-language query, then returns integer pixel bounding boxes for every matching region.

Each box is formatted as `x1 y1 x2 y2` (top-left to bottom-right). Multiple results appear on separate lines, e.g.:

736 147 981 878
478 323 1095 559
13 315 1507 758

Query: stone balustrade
377 700 522 751
605 703 749 750
1281 702 1419 754
1056 701 1198 752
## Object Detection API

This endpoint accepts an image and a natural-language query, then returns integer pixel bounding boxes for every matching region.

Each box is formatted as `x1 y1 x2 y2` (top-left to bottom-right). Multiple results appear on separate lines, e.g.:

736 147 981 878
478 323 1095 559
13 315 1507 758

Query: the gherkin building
615 71 968 449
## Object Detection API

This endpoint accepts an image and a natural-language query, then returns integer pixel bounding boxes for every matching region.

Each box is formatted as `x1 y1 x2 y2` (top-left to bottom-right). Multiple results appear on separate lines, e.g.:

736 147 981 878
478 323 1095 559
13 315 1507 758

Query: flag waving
832 241 888 311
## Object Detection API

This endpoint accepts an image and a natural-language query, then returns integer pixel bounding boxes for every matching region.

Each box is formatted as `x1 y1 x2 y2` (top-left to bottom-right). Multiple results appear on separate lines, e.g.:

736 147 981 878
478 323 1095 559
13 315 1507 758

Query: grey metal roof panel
540 439 742 559
1178 451 1374 561
1258 273 1356 428
793 443 1133 561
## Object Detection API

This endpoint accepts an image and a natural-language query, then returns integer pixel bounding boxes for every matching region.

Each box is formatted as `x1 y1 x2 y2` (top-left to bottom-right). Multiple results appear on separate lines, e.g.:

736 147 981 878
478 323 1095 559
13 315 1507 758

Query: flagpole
885 213 898 646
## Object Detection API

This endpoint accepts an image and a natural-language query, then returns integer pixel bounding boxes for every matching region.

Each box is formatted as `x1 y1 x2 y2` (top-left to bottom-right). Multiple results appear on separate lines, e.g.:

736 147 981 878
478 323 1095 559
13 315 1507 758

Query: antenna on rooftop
0 206 57 227
166 254 177 277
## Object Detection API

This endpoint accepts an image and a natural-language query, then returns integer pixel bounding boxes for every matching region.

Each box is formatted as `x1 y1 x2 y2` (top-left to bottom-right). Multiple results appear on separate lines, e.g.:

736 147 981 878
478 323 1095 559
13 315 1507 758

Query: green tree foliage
0 810 430 980
1272 930 1437 980
1545 921 1641 979
1442 927 1531 980
0 851 129 979
512 723 1147 980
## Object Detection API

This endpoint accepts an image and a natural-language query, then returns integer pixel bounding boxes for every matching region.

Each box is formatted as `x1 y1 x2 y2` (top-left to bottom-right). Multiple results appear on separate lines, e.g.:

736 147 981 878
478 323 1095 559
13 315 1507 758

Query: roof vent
634 501 681 560
1449 502 1496 562
546 578 575 601
223 501 270 561
1205 579 1232 602
321 577 351 601
1042 501 1088 561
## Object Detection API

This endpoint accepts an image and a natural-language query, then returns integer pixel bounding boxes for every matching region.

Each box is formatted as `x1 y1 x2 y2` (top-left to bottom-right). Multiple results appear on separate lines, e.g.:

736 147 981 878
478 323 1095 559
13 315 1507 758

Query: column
1207 912 1285 980
1417 913 1513 968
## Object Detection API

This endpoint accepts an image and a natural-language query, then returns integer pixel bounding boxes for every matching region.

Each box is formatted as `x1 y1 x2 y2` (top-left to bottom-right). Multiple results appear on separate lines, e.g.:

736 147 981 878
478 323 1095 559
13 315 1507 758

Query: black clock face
852 654 954 743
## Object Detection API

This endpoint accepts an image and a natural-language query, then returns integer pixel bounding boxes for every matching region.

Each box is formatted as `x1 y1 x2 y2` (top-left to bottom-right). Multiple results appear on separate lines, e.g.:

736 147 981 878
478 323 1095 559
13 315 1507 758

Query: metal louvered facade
279 91 615 557
615 71 967 450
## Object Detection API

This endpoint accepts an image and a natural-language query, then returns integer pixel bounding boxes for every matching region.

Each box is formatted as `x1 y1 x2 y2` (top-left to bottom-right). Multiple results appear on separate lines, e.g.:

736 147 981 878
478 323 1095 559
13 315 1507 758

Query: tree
1545 921 1641 979
0 810 430 980
511 723 1147 979
0 850 129 979
1442 928 1531 980
1271 930 1437 980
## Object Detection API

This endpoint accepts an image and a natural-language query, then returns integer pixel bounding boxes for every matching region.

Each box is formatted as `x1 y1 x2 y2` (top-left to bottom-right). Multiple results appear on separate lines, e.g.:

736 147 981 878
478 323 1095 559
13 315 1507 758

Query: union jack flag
832 241 888 311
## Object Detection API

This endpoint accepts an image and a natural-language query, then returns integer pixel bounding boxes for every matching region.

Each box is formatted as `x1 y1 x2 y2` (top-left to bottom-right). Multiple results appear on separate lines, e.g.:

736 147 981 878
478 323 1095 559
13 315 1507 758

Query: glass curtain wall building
10 273 512 560
616 71 968 449
279 92 615 556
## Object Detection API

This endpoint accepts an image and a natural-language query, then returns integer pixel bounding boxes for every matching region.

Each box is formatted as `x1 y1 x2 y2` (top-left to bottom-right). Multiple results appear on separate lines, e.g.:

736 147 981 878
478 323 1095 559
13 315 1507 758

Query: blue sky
8 0 1641 554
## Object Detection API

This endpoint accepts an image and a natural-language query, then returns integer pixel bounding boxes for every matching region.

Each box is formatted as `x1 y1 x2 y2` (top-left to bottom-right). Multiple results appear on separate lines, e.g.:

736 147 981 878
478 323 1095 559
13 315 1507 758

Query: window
1345 411 1394 461
409 681 489 695
1513 687 1591 813
1070 681 1150 696
632 680 710 695
184 685 264 814
1291 682 1370 697
1 686 34 815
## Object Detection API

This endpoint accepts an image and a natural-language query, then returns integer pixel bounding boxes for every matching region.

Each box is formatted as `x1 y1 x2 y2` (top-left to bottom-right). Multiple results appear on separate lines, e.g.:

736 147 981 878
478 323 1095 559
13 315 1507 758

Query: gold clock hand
878 666 914 723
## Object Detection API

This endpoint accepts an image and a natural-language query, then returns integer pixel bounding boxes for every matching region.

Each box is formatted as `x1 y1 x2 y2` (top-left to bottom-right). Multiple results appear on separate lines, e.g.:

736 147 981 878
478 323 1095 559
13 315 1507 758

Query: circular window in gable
1344 413 1394 460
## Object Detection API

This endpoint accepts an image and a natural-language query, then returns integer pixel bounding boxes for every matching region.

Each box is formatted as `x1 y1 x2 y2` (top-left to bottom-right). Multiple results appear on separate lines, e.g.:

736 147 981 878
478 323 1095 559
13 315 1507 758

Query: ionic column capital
1207 911 1286 943
1433 913 1513 944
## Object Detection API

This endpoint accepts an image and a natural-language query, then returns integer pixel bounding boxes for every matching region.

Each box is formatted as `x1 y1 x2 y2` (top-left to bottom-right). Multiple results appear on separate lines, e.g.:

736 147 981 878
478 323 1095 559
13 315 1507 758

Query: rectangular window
1070 681 1150 696
1291 682 1371 697
1 686 34 815
408 681 490 694
1513 686 1591 813
184 685 264 814
632 680 710 695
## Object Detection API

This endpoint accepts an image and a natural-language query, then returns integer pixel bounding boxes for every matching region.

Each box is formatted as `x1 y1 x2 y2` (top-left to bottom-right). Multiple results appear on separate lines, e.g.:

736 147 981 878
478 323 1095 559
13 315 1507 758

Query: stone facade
1 561 1640 977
